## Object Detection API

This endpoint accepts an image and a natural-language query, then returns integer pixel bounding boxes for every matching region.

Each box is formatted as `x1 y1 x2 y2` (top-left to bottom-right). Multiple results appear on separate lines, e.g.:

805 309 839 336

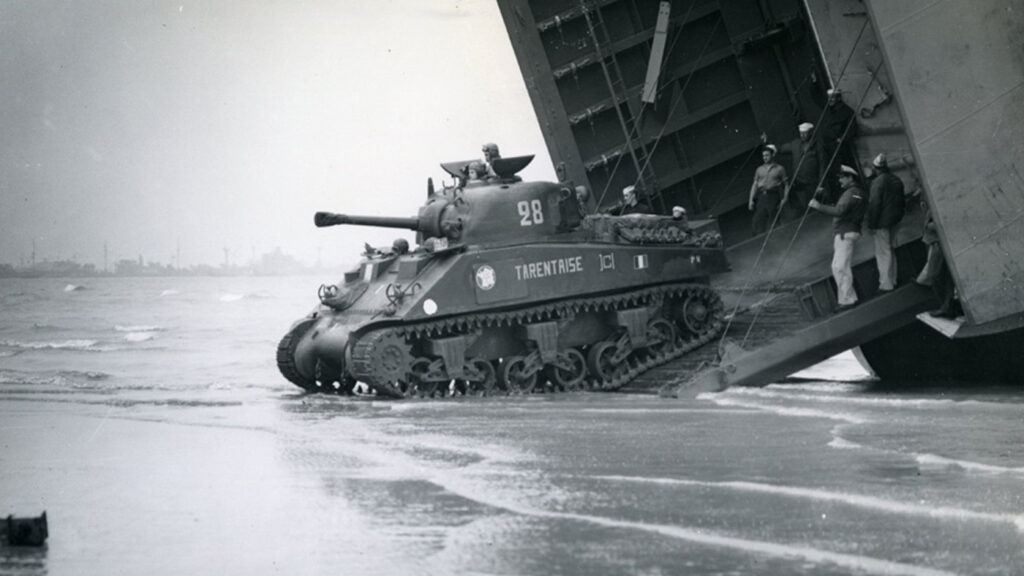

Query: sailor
916 204 962 318
821 88 858 201
606 184 651 216
747 144 789 235
809 164 867 312
865 153 905 292
783 122 825 219
671 205 687 221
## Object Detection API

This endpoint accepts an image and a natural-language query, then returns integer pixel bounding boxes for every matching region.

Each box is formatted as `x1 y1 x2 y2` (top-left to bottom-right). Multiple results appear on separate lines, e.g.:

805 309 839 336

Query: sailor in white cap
748 144 789 235
782 122 825 218
823 86 857 170
809 164 867 312
866 152 906 292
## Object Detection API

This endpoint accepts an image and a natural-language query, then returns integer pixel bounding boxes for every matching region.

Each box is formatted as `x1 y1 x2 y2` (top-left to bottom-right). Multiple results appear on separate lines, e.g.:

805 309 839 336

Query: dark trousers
751 188 781 235
783 182 813 221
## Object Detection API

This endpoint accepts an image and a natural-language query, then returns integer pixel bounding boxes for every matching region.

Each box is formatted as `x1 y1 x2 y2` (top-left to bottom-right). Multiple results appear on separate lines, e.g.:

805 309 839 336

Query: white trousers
833 232 860 305
874 227 897 290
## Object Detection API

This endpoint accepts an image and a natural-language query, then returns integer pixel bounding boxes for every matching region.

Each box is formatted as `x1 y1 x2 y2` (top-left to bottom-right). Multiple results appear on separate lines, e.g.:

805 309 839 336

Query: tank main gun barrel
314 212 421 230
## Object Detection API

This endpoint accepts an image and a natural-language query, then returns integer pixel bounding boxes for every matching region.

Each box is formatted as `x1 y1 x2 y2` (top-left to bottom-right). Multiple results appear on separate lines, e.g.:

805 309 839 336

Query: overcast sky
0 0 552 268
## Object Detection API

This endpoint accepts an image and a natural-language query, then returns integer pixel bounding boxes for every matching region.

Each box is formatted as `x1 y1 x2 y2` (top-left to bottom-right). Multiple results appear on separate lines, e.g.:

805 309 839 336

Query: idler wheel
499 355 538 394
276 318 318 391
586 341 624 382
679 294 713 337
644 318 677 357
547 349 586 391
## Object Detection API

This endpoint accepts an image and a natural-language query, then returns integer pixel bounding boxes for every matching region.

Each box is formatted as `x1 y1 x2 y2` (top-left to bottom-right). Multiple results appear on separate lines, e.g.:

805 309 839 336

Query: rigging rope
710 17 875 350
737 56 886 349
589 0 704 212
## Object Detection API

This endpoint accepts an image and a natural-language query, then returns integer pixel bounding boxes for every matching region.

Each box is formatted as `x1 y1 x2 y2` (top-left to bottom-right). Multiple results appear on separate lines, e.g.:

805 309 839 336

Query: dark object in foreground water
2 512 48 546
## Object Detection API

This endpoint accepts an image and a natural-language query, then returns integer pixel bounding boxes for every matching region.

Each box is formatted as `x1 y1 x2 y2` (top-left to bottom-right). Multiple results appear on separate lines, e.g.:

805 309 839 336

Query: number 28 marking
518 199 544 226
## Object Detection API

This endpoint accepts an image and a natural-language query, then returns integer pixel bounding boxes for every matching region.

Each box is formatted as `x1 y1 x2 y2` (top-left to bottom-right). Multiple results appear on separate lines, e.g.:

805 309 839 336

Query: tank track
277 318 356 395
276 318 318 392
343 283 723 399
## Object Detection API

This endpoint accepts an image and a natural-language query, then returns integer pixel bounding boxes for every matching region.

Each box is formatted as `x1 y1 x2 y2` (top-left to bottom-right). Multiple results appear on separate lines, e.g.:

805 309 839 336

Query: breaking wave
1 368 112 387
114 325 166 332
0 339 162 353
219 291 272 302
0 339 101 351
63 283 86 292
123 332 156 342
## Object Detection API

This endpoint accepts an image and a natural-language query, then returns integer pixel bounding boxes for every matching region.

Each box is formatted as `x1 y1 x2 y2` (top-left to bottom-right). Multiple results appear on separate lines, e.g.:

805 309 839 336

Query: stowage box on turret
277 154 729 398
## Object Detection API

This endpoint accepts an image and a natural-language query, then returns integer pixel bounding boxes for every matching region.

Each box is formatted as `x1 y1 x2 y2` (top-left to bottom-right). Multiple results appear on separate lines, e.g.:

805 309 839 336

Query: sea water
2 276 1023 575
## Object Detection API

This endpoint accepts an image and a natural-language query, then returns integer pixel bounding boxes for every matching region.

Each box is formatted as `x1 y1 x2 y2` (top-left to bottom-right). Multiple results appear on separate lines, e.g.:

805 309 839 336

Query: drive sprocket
350 330 414 395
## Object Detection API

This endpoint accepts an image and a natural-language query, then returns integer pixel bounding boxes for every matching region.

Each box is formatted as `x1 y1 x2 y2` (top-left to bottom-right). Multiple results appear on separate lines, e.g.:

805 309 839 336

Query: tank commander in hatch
605 184 652 216
482 142 501 178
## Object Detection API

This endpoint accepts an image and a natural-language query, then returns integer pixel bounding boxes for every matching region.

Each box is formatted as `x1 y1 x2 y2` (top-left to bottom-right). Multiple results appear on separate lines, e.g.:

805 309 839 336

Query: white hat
622 184 636 196
672 205 686 214
827 88 841 96
764 144 777 154
872 153 888 168
839 164 857 177
798 122 814 132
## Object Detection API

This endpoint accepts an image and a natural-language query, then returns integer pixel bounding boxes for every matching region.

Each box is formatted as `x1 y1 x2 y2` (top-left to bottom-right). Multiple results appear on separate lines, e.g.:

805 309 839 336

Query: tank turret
277 151 729 399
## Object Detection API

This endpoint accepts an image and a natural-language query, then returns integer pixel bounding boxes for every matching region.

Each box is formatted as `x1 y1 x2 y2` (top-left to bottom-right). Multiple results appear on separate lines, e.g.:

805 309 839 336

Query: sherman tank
276 154 730 398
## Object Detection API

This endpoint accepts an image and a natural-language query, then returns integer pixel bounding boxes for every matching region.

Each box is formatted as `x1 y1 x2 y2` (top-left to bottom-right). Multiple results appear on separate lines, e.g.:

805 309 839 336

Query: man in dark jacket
783 122 825 220
866 153 905 291
821 88 858 202
809 164 867 311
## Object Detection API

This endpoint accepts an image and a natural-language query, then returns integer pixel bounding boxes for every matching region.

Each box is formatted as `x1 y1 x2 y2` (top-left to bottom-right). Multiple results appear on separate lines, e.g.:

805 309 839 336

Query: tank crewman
783 122 825 219
865 153 905 292
482 142 501 178
605 184 652 215
821 88 859 201
747 144 789 235
809 164 868 312
466 161 488 185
